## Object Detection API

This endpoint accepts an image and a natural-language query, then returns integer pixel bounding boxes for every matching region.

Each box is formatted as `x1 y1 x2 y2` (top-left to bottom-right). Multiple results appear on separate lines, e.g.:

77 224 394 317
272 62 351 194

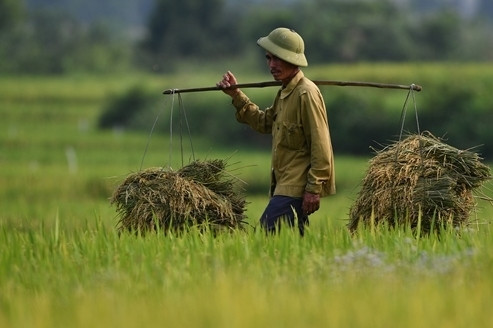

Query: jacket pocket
279 121 305 150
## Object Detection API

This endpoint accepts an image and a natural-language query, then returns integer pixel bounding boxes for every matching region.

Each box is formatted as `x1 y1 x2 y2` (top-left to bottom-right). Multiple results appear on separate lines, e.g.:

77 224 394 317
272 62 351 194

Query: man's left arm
301 89 334 213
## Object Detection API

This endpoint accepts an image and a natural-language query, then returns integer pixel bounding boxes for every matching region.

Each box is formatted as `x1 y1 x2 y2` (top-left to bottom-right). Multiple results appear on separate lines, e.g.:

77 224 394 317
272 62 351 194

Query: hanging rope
398 84 420 141
139 89 196 171
167 92 196 168
177 93 196 166
168 91 174 168
390 84 422 226
139 89 175 171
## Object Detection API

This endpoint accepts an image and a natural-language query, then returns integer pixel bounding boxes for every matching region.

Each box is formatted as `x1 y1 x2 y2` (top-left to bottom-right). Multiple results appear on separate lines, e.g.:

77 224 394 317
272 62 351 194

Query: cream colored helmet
257 27 308 67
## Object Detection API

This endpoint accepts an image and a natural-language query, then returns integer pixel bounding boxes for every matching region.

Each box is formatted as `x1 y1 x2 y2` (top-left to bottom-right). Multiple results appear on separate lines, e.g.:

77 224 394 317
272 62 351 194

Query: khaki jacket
232 70 336 197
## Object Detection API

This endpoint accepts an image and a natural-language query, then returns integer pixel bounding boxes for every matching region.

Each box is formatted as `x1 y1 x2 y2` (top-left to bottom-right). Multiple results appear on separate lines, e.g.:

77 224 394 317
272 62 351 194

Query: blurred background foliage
2 0 493 74
2 0 493 158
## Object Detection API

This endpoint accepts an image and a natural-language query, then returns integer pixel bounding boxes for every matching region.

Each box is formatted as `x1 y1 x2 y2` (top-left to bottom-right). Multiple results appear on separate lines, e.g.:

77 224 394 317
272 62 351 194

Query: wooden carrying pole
162 80 422 94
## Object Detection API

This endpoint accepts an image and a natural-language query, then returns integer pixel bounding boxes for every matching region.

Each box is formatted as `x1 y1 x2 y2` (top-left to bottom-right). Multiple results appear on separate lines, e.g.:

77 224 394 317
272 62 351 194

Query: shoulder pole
162 80 422 94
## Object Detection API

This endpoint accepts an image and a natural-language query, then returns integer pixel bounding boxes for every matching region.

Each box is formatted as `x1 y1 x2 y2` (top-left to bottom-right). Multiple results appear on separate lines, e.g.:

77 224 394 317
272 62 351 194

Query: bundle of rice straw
111 159 247 233
348 132 491 233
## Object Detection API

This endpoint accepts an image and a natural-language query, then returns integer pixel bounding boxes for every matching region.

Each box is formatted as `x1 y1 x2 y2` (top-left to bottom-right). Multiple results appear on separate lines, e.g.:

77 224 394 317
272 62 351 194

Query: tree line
1 0 493 74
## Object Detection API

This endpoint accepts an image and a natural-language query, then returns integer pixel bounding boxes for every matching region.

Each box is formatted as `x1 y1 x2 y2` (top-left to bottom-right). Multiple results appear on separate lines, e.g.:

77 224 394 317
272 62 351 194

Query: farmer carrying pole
217 27 335 236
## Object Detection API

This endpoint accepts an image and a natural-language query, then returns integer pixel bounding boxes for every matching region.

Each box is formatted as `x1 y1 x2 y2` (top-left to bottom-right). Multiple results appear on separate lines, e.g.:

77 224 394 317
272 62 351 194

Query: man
217 27 335 236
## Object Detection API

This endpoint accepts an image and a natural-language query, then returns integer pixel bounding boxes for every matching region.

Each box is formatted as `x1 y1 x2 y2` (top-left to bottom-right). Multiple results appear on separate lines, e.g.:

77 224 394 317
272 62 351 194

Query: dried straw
348 132 491 233
111 159 247 233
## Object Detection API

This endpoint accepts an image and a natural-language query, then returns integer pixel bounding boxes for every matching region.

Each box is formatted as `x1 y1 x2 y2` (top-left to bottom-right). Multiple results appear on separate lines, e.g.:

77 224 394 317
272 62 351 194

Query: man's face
265 52 298 82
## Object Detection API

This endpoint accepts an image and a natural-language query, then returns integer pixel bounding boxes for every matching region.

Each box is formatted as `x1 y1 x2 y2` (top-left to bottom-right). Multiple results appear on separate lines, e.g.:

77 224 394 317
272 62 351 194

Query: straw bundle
348 132 491 233
111 159 247 233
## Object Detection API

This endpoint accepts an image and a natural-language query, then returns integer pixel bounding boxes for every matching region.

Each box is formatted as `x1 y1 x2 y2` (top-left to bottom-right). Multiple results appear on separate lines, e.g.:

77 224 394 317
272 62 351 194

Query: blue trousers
259 196 309 236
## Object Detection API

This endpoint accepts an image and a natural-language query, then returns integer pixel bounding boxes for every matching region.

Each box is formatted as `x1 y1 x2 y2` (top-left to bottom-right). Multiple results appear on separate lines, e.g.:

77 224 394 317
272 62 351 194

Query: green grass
1 65 493 328
2 219 493 327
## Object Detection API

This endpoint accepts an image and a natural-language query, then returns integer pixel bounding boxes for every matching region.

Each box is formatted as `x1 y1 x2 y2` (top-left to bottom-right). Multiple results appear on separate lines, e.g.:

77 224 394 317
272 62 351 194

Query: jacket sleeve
300 88 335 195
231 90 274 135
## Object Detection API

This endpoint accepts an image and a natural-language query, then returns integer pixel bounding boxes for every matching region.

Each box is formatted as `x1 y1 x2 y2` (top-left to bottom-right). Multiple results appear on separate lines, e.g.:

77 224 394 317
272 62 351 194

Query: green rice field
1 65 493 328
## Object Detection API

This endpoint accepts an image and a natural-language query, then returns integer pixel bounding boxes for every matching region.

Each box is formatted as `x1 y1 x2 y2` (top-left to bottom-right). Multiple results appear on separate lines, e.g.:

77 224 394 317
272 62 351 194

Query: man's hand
216 71 240 97
302 191 320 215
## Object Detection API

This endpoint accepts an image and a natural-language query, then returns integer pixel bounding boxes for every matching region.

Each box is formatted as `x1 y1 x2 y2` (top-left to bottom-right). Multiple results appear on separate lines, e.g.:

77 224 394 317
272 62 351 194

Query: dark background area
2 0 493 74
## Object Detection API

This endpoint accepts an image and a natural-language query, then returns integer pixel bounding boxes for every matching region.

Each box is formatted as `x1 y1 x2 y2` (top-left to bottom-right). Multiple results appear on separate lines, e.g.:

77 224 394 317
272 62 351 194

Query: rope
177 94 195 167
168 91 175 167
178 94 183 167
391 84 421 227
398 83 420 141
139 89 175 171
140 90 196 170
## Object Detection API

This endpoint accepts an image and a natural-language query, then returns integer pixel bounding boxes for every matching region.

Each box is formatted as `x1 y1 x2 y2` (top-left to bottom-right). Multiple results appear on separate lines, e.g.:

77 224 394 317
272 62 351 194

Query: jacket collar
280 70 304 99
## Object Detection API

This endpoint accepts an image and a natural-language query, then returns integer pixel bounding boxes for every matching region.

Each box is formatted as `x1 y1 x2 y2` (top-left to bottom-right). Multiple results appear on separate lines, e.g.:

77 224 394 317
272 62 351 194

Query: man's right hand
216 71 240 97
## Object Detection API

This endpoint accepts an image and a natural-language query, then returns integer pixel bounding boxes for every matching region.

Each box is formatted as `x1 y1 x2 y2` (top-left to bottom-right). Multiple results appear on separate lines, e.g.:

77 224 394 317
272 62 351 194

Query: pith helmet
257 27 308 67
